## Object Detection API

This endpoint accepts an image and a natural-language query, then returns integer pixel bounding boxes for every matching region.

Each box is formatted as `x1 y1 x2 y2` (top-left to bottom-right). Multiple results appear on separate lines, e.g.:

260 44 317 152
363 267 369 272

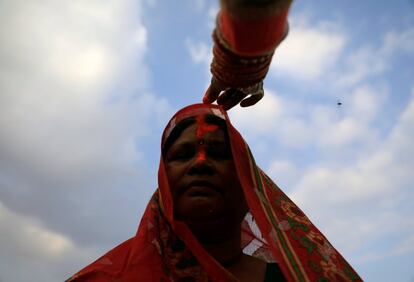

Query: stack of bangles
211 31 272 96
210 3 291 99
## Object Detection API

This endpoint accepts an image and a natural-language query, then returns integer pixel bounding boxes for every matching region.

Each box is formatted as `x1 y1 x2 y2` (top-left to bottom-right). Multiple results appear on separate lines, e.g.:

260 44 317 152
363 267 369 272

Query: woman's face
164 118 248 223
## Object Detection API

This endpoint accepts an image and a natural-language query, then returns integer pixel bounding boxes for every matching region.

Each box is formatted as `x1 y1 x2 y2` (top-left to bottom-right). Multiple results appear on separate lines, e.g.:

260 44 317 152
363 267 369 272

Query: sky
0 0 413 281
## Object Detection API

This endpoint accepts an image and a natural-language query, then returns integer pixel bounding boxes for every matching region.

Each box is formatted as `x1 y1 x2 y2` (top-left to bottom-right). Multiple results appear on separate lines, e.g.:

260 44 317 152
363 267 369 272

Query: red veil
68 104 362 281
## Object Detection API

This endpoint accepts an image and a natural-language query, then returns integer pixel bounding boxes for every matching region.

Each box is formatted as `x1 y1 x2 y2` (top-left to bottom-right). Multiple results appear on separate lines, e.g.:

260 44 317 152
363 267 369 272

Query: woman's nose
188 155 214 176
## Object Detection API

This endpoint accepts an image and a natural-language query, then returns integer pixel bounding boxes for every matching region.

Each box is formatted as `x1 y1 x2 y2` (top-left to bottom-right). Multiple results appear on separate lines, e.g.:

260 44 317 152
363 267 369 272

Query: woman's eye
207 146 231 159
168 149 194 161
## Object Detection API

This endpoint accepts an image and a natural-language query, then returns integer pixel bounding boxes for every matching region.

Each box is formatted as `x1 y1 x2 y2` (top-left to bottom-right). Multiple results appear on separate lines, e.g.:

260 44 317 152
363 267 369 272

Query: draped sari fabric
67 104 362 281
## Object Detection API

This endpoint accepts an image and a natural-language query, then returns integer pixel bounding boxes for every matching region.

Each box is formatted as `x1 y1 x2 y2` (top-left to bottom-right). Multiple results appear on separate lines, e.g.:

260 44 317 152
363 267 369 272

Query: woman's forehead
195 116 219 139
176 123 226 143
162 105 226 144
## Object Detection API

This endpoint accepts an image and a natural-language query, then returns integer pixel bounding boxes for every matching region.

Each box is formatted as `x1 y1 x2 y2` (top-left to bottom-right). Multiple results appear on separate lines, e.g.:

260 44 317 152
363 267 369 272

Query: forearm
217 0 292 56
220 0 292 20
204 0 293 107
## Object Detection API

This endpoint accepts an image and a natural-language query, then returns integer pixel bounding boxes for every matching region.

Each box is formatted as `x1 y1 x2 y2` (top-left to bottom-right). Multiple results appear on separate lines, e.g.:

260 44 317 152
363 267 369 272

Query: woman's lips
180 180 223 197
185 185 220 197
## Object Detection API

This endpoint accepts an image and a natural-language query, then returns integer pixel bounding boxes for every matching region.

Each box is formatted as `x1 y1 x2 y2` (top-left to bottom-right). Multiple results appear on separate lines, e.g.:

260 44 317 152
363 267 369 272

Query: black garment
264 263 286 282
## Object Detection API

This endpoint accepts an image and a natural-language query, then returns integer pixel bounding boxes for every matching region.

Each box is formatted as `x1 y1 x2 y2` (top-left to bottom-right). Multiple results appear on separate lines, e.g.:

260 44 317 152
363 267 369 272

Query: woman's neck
186 217 243 265
186 220 268 282
201 234 243 266
202 238 267 282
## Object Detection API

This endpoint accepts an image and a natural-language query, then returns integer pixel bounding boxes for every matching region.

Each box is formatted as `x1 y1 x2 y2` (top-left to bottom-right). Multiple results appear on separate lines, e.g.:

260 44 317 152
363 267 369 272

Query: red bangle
210 4 291 88
211 29 273 88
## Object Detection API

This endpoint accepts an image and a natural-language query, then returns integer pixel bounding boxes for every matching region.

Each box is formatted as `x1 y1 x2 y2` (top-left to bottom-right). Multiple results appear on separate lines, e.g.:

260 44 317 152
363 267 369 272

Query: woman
67 103 362 281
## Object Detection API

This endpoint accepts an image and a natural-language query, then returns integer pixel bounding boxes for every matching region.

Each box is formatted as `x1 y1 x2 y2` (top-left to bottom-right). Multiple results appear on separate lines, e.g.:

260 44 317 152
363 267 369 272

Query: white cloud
336 45 387 87
229 89 316 148
0 0 148 91
348 85 387 122
287 88 414 259
392 234 414 256
0 202 97 282
230 84 386 150
0 203 73 260
0 1 172 281
0 0 162 186
194 0 206 11
383 27 414 54
313 85 386 148
271 17 346 80
207 5 219 29
185 39 212 65
230 89 285 133
267 160 300 189
338 27 414 87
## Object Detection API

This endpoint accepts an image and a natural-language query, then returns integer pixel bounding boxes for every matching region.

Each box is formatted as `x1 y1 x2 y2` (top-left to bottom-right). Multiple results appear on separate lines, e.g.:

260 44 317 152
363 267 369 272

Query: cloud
0 1 173 281
271 17 346 80
185 39 212 65
230 84 386 150
337 27 414 87
392 234 414 256
194 0 206 11
207 5 219 29
313 85 387 148
231 23 412 263
336 45 387 87
383 27 414 54
0 202 73 261
229 89 286 134
288 87 414 259
0 0 149 90
267 160 300 189
0 202 98 282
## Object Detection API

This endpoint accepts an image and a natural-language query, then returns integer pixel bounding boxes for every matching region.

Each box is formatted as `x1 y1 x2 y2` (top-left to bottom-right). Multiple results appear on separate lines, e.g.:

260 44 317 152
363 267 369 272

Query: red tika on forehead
195 116 218 161
196 116 219 139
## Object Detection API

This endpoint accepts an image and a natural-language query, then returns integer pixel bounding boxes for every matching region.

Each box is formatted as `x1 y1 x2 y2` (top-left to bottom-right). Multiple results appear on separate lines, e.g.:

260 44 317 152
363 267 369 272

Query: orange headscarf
67 104 362 282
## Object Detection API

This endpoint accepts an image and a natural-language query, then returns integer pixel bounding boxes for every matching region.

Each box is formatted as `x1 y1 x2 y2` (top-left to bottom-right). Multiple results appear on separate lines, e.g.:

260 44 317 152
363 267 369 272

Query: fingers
203 78 223 104
240 92 264 107
203 77 265 110
217 89 247 110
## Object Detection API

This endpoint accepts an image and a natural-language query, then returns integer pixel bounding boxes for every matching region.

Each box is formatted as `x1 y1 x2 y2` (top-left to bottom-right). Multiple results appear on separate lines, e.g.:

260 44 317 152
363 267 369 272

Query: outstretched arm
203 0 292 110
